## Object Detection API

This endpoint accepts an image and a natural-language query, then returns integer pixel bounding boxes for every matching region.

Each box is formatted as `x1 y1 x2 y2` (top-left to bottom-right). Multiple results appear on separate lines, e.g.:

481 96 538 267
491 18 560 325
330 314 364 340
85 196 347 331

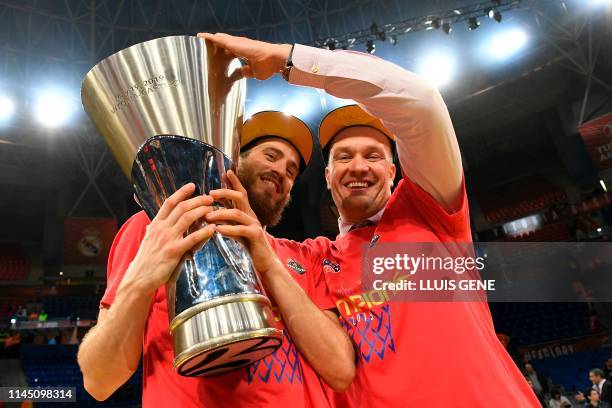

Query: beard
237 164 291 227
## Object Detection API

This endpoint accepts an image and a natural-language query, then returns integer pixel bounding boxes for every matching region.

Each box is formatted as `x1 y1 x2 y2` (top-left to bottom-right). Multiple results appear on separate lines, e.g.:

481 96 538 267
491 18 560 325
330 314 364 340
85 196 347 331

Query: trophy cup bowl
81 35 283 376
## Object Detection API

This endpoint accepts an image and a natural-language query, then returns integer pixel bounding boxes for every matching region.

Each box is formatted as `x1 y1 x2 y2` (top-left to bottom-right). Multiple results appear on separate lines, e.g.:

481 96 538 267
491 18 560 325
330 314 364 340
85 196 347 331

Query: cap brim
319 104 394 150
242 111 313 165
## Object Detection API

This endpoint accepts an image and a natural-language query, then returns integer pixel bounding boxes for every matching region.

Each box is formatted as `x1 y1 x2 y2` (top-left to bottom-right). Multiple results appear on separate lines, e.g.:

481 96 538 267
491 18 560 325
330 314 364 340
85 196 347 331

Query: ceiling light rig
366 40 376 54
311 0 524 52
486 6 503 22
370 22 379 35
468 17 481 30
370 22 387 41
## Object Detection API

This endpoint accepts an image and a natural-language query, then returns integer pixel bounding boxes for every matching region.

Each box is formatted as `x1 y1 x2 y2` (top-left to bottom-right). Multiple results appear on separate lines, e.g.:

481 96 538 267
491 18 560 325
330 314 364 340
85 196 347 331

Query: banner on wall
579 112 612 170
518 331 611 361
63 218 118 265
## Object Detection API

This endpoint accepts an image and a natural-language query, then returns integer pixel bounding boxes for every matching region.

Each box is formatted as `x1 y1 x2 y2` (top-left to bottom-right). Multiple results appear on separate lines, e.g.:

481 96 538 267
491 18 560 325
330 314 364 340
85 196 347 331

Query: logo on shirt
329 276 397 364
286 258 306 275
336 288 389 317
340 304 396 363
323 258 340 274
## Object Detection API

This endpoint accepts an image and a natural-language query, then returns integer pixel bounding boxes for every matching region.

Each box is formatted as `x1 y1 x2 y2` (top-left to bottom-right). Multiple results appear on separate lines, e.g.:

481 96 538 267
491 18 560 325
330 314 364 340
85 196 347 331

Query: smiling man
202 32 541 407
237 110 309 227
318 105 397 230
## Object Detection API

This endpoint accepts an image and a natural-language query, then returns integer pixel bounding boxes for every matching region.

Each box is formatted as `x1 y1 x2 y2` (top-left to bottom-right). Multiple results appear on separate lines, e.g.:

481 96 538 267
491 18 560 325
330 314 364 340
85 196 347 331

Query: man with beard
201 32 542 406
77 111 354 407
237 110 308 227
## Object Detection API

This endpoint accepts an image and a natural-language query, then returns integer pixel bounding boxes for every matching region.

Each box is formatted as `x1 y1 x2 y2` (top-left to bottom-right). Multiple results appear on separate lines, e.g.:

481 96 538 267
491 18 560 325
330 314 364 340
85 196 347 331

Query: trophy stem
132 135 283 377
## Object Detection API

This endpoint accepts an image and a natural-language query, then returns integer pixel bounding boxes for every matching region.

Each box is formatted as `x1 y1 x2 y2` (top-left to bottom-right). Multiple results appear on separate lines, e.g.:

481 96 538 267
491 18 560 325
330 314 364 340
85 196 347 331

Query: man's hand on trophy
205 197 282 277
197 33 291 80
210 170 258 220
127 183 216 297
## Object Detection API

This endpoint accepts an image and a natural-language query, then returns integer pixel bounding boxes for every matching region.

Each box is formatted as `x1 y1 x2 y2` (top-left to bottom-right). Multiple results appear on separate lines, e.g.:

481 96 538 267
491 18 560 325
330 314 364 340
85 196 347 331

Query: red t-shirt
318 177 541 407
101 210 332 408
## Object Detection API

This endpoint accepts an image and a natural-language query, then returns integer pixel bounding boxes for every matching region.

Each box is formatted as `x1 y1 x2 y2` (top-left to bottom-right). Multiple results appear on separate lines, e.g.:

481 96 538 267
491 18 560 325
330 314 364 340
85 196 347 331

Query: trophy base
171 295 283 377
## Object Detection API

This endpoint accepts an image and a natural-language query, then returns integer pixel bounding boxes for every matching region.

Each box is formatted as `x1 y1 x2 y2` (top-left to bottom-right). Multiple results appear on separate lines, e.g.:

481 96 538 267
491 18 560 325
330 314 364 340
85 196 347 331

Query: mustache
260 171 281 183
259 172 282 189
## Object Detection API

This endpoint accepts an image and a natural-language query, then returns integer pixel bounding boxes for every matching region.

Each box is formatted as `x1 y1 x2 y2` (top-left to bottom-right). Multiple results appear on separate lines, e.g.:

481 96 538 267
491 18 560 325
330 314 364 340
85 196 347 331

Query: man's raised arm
200 33 463 211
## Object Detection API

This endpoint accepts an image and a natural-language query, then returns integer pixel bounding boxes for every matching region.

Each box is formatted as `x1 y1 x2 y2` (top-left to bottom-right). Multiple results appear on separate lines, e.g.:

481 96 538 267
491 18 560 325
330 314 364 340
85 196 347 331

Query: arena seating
0 296 25 320
0 244 30 281
479 178 567 224
43 296 100 320
20 344 142 407
532 347 611 393
498 222 573 242
490 303 592 345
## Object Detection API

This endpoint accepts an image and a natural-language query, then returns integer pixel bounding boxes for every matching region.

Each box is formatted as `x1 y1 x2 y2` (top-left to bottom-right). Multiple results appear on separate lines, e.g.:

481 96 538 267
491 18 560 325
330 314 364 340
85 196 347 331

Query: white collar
338 207 386 236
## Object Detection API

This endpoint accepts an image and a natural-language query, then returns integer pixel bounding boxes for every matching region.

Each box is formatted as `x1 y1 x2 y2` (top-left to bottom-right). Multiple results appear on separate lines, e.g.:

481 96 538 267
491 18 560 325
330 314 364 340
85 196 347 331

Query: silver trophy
81 36 282 376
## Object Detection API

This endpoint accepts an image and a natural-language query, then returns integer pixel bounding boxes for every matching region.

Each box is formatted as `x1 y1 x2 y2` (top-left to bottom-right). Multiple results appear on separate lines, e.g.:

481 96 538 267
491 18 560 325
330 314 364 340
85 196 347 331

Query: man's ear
324 165 332 190
389 163 396 187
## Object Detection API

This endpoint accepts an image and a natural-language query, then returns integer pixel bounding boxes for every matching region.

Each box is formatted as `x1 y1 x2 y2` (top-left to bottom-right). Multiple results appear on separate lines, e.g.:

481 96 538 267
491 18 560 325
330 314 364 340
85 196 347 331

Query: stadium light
589 0 612 5
34 89 76 128
487 28 528 60
417 52 455 88
0 95 15 122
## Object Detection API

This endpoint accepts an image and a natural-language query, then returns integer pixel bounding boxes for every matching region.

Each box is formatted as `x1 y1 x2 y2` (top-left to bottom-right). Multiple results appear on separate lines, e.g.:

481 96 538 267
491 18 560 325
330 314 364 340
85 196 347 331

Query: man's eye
265 152 275 160
368 153 382 160
336 154 350 161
